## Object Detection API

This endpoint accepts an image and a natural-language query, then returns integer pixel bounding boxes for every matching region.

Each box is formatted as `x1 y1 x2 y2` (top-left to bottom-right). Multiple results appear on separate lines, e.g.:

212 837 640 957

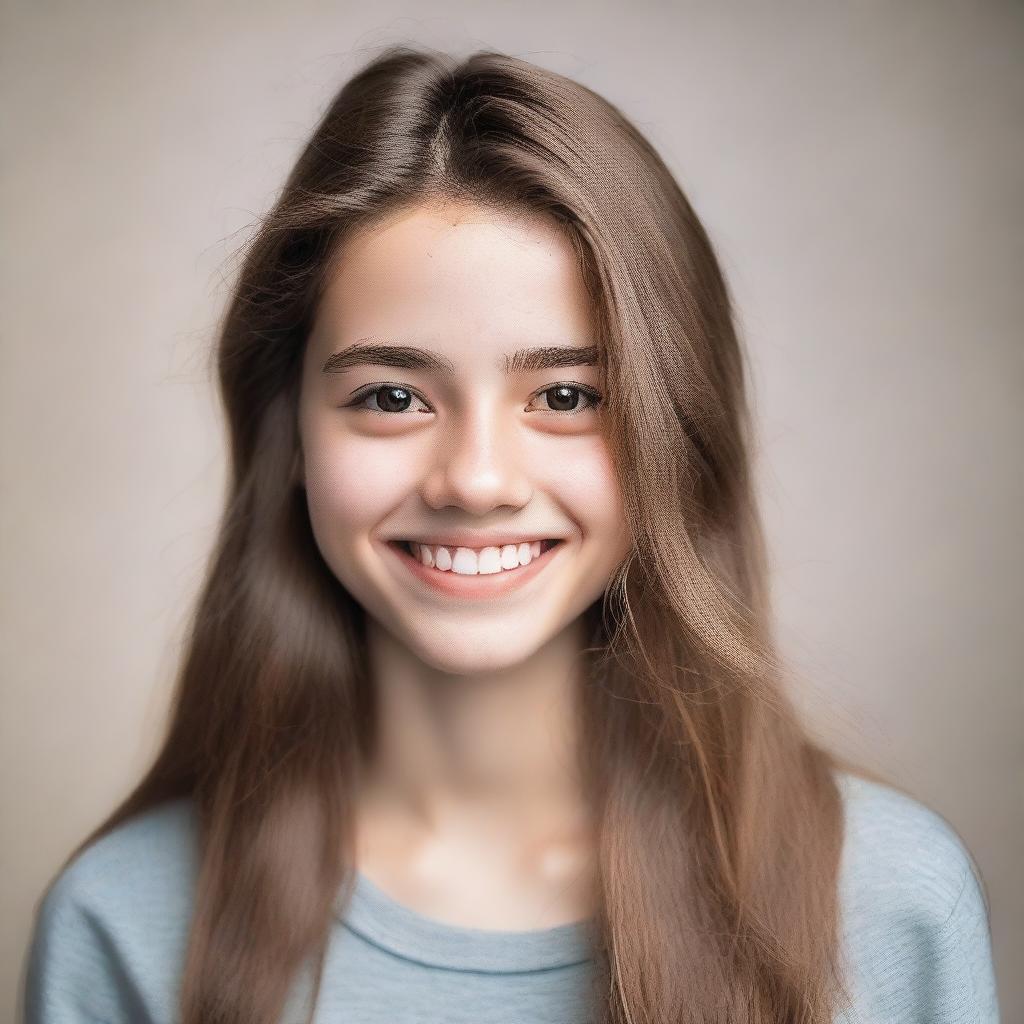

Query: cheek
549 438 625 538
302 436 410 539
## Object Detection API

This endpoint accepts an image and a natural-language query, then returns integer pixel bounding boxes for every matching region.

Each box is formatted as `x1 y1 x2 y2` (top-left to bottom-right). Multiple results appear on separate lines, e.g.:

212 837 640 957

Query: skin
296 200 631 928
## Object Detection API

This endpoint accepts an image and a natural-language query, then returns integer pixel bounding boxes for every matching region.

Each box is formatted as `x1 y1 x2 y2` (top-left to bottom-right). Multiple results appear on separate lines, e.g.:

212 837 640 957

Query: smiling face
296 200 631 675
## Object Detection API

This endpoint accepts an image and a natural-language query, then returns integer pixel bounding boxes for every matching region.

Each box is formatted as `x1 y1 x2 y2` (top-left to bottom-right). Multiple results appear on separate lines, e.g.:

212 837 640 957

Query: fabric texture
21 771 1001 1023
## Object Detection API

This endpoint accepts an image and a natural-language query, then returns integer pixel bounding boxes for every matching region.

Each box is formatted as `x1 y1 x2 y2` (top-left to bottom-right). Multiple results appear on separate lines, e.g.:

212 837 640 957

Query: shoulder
833 770 1000 1023
836 770 988 918
39 796 199 933
24 797 199 1024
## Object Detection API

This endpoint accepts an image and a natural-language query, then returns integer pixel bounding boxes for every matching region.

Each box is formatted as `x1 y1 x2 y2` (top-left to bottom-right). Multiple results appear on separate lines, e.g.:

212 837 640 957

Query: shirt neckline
335 869 596 973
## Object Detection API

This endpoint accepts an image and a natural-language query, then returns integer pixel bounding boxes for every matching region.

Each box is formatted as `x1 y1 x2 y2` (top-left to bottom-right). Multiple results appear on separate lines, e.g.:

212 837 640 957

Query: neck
355 614 595 857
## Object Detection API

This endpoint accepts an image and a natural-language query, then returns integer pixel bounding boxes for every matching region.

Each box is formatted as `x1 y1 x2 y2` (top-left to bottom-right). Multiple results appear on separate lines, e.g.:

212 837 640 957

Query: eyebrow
321 340 600 377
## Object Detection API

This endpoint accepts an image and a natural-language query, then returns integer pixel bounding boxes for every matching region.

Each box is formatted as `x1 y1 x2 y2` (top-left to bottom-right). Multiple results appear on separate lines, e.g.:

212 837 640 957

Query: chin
401 622 555 677
422 645 545 679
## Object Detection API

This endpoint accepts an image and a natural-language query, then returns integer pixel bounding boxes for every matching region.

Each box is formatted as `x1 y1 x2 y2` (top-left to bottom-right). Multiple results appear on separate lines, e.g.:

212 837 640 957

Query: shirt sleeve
22 871 143 1024
923 848 1001 1023
836 771 1004 1024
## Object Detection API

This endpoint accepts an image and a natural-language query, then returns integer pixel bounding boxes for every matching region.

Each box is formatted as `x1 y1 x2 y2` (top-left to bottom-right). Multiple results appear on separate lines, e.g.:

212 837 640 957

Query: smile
384 538 566 599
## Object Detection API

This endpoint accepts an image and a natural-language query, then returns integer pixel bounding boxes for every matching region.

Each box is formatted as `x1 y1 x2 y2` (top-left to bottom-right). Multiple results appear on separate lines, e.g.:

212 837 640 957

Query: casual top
21 771 1001 1024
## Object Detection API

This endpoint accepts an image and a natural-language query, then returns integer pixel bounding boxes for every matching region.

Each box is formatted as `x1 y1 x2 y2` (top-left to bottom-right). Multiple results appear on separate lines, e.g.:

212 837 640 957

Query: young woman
23 46 999 1024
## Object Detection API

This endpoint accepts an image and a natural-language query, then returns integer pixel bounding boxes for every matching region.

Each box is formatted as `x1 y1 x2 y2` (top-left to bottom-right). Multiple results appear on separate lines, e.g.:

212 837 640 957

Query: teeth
454 546 486 575
406 540 553 575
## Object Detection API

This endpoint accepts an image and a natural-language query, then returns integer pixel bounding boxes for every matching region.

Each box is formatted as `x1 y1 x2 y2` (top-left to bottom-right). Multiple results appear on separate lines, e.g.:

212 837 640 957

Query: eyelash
344 382 604 417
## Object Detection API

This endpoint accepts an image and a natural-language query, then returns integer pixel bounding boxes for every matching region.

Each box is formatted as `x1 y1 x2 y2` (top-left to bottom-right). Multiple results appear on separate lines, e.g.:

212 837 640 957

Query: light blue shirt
21 771 1001 1023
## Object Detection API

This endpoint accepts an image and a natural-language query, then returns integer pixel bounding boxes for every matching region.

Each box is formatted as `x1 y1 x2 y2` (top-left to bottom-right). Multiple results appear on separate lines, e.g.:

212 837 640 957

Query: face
296 200 631 675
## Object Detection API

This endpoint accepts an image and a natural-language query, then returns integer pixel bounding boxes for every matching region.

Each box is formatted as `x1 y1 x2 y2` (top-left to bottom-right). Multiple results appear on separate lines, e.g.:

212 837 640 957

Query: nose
419 399 533 516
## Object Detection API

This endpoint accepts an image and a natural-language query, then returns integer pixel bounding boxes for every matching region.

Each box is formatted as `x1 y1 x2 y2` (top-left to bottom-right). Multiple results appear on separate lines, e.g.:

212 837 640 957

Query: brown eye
532 384 602 414
374 386 412 413
347 384 431 415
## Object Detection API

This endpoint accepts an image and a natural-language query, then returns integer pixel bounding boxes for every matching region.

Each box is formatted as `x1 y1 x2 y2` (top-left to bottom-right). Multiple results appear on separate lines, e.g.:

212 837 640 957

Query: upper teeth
409 541 544 574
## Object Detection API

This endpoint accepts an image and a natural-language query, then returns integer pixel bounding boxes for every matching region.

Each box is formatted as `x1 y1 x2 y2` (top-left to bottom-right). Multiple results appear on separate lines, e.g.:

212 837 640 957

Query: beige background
3 2 1021 1020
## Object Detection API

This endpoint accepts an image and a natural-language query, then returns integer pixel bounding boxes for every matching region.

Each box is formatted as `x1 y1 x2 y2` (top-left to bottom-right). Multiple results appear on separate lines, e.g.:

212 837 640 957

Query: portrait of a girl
21 44 1000 1024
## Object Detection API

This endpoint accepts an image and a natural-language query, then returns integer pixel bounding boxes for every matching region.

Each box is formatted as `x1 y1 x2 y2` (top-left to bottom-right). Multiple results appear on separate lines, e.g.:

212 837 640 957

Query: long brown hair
51 45 884 1023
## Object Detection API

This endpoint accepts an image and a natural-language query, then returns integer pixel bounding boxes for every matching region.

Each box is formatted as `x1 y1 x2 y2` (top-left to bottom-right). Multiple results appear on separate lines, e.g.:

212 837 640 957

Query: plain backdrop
2 2 1021 1021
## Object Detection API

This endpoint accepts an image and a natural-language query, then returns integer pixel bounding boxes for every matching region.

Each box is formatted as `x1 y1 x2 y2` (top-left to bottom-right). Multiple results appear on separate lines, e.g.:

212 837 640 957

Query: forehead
309 202 596 360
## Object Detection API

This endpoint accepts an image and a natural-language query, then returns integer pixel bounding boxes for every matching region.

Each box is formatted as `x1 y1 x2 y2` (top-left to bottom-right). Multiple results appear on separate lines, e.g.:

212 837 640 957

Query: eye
343 382 603 417
346 384 432 415
529 383 603 415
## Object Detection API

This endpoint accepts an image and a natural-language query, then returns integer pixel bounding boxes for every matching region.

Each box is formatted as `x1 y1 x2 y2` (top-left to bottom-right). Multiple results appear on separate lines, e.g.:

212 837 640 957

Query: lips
383 537 566 599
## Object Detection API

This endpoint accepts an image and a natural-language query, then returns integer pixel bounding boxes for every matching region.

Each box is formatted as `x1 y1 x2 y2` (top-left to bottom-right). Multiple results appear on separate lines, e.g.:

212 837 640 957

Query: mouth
383 538 567 599
393 538 562 561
